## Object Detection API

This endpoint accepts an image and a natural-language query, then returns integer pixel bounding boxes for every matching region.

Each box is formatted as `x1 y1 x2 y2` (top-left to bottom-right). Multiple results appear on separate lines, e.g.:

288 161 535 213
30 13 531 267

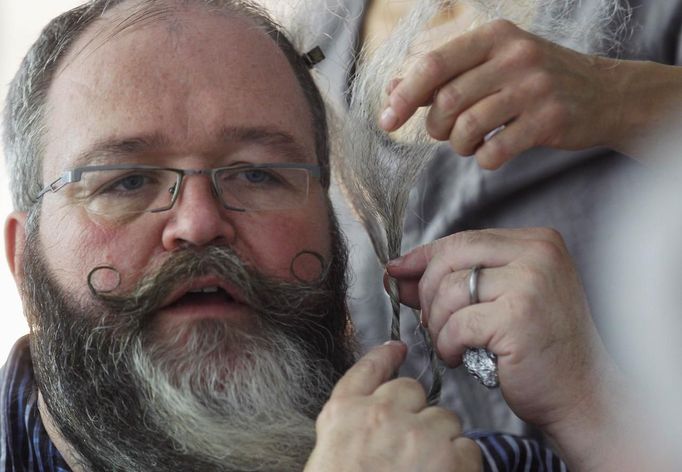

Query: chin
139 317 270 387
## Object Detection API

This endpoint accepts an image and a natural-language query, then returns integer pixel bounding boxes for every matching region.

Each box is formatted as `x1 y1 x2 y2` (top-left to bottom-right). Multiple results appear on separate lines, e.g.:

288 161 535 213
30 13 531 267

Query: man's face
39 6 332 331
12 5 354 471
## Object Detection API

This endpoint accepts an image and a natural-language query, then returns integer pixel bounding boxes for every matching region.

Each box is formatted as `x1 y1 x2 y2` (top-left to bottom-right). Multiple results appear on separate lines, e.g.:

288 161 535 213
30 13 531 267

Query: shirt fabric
0 337 70 472
308 0 682 434
1 335 567 471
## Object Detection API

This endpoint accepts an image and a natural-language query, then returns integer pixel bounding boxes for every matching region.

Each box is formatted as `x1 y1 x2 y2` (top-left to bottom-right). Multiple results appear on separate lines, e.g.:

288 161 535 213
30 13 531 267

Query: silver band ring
468 265 481 304
484 124 506 142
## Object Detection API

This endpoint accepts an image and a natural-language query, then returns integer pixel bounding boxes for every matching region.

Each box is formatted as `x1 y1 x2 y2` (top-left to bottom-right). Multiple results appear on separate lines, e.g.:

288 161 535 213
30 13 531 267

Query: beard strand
22 211 355 472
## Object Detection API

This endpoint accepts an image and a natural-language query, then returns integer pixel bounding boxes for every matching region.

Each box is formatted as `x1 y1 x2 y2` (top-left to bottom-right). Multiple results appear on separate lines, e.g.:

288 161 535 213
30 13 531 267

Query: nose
161 175 237 250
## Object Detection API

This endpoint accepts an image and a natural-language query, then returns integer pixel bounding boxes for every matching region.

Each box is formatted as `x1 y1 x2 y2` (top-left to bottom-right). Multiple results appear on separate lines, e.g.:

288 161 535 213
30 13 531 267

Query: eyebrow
220 126 311 164
69 127 311 168
71 133 170 167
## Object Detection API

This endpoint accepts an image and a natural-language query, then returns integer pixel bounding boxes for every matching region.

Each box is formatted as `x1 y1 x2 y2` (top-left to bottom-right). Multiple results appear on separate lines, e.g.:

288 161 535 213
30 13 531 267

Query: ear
5 211 28 284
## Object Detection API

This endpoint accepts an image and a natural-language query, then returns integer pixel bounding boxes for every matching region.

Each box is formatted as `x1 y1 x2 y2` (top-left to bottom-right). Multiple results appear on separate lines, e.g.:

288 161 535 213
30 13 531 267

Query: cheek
238 205 332 280
38 207 163 293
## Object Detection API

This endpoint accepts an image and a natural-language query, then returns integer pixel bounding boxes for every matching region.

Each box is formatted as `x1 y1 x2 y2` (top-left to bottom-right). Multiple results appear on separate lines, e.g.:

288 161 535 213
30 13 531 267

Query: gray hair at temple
2 0 330 212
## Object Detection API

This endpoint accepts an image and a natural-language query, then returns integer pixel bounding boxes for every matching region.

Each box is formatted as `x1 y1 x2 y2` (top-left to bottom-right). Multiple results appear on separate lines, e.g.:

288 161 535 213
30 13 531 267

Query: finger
451 437 483 471
387 231 524 320
417 406 463 439
387 230 518 279
435 301 501 367
411 232 530 321
385 270 421 308
374 377 427 412
446 90 519 157
473 108 547 170
331 341 407 398
380 27 495 132
387 227 566 285
426 266 510 335
425 59 508 141
386 77 403 95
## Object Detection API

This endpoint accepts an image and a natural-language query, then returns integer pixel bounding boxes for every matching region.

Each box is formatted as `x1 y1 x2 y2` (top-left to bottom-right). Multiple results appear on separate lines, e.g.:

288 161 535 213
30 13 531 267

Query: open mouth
159 280 250 322
170 286 236 308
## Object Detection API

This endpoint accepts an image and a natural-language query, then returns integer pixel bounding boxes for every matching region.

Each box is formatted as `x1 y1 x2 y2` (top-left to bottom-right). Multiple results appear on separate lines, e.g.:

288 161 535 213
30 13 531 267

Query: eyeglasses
36 163 321 219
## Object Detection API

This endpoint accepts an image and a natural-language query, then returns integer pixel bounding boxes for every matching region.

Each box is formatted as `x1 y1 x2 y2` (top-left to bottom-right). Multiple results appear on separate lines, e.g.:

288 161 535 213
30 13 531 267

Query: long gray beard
21 216 354 472
130 321 331 471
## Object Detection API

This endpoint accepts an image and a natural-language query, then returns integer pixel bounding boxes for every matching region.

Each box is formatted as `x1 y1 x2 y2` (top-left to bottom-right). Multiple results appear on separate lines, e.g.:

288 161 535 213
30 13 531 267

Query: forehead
43 5 316 175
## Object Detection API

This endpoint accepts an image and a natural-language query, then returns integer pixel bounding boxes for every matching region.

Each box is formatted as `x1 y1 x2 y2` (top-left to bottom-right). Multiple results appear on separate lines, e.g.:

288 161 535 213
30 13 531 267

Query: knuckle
442 314 468 347
479 137 511 168
532 227 565 245
449 133 468 156
434 274 452 305
538 102 568 132
455 110 483 137
368 400 394 427
350 356 382 384
521 259 547 285
426 118 450 141
486 18 518 41
462 311 485 340
529 237 565 264
441 407 462 433
507 38 543 66
385 377 426 403
434 83 463 114
448 230 478 250
439 271 465 301
527 70 554 96
497 90 516 110
400 377 426 397
417 51 447 80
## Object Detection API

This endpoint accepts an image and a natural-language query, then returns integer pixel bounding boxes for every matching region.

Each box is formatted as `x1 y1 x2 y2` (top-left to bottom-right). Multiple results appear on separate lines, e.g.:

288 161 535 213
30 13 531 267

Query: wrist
599 59 682 160
542 353 640 471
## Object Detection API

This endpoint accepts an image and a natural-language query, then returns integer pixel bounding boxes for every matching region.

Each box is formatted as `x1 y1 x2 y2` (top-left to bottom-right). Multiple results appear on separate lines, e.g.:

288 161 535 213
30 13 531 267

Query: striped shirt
1 336 568 471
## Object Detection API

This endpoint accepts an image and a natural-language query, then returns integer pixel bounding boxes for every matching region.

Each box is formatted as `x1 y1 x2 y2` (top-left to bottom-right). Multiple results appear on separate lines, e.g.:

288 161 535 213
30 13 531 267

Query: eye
241 169 274 184
116 174 147 191
94 171 161 196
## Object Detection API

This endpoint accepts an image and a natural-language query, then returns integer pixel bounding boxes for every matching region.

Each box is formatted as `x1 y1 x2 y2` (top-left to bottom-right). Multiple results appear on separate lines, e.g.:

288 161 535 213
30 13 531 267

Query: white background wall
0 1 84 363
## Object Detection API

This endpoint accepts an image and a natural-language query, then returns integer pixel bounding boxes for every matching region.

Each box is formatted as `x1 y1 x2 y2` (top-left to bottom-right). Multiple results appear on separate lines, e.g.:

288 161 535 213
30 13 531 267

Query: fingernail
383 340 402 347
380 106 398 130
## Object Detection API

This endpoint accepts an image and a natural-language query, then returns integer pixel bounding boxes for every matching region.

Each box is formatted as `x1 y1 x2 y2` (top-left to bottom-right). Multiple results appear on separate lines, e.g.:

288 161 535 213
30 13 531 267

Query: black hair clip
302 46 325 68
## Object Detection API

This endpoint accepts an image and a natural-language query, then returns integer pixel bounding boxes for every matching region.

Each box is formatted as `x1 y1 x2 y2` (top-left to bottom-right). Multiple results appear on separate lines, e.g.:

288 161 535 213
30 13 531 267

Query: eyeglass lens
71 167 311 217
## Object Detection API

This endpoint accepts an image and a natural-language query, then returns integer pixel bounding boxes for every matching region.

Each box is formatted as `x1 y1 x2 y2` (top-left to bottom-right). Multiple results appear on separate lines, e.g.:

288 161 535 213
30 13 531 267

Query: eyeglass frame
35 162 322 213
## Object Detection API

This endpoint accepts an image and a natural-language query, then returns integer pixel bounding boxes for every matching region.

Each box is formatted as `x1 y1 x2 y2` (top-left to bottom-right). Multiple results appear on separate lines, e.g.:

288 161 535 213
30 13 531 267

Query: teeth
188 286 220 294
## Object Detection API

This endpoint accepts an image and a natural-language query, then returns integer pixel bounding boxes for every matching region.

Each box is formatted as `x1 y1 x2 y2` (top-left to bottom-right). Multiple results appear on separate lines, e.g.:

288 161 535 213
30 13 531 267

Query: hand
305 342 481 472
386 228 610 432
379 19 623 169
